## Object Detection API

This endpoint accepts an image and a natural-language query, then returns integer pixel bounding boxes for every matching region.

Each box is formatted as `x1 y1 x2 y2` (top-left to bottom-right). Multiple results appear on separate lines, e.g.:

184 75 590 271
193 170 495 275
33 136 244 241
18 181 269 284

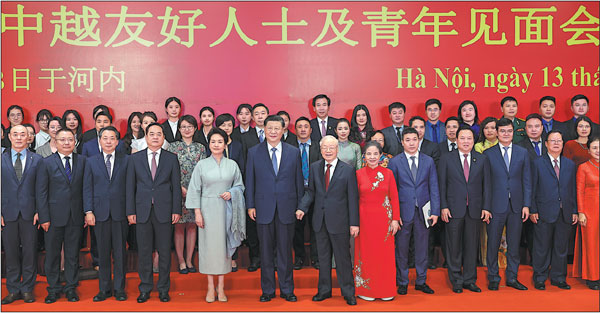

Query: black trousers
444 213 480 286
246 214 260 263
94 217 128 292
532 211 572 283
2 214 37 294
314 221 355 298
137 208 172 293
293 203 317 261
44 215 82 293
257 210 295 295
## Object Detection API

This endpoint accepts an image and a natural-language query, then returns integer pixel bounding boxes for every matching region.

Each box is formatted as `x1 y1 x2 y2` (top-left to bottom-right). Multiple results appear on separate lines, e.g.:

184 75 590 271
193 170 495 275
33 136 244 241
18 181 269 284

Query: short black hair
445 116 460 125
95 111 113 123
501 96 518 107
145 122 163 134
264 115 285 128
236 103 252 115
92 105 109 119
496 117 513 129
179 115 198 129
457 125 475 138
571 94 589 105
408 116 425 127
141 111 157 122
49 116 65 129
539 96 556 106
312 94 331 107
295 116 311 127
215 113 235 128
526 113 543 123
401 127 418 140
56 128 74 138
99 126 120 139
425 98 442 110
545 130 563 142
207 127 228 143
277 111 291 121
165 96 181 109
252 103 269 114
36 109 53 121
388 102 406 113
587 135 599 149
6 105 24 118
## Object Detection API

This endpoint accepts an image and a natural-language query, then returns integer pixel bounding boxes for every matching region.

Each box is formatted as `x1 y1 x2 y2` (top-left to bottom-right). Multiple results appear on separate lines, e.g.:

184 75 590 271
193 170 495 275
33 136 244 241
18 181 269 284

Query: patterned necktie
451 142 456 151
325 164 332 191
410 156 417 181
396 127 402 143
151 152 157 180
321 120 326 137
14 152 23 181
553 159 560 180
301 143 309 184
503 146 510 170
532 141 541 156
64 156 72 181
271 147 278 175
258 129 264 143
106 154 112 179
431 124 438 143
464 153 470 205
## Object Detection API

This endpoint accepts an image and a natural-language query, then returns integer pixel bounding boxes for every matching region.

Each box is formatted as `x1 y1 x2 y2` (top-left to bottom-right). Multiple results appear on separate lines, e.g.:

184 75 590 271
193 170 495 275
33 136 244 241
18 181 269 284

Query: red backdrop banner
2 1 599 132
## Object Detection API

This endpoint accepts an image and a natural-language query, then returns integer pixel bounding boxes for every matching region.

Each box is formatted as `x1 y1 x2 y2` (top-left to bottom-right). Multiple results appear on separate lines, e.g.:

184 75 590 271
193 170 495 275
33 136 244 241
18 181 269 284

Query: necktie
321 120 326 137
106 154 112 179
258 129 264 143
151 152 158 180
396 127 402 143
325 164 332 191
410 156 417 182
532 141 541 156
301 143 309 184
545 121 551 133
64 156 72 181
271 147 278 175
451 142 456 151
503 146 510 170
431 124 438 143
464 153 470 205
14 152 23 181
553 159 560 180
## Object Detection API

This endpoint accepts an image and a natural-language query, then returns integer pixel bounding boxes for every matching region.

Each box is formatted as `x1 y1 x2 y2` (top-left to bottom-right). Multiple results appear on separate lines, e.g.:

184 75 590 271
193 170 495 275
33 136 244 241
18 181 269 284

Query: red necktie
325 164 331 191
553 159 560 180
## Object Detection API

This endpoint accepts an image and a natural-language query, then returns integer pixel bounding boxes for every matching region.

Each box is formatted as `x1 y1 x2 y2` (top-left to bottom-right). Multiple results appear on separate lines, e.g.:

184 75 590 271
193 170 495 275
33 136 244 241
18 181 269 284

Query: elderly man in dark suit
83 126 129 302
530 130 578 290
36 128 87 303
126 122 181 303
1 125 43 304
438 126 492 293
299 135 359 305
309 94 338 144
245 115 304 302
381 102 407 156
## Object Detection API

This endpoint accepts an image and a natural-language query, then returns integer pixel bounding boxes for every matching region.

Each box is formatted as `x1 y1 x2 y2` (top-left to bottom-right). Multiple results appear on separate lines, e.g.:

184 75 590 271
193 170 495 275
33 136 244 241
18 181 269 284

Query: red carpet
2 265 598 311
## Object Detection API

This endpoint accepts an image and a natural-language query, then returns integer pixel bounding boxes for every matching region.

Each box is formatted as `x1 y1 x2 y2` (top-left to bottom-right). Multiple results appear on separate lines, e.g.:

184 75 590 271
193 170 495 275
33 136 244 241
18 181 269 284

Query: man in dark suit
292 117 321 270
240 103 270 272
278 111 298 146
424 98 446 144
126 123 182 303
562 94 600 141
36 129 87 303
1 125 43 304
83 126 129 302
530 130 578 290
245 115 304 302
299 135 359 305
231 103 253 142
438 126 492 293
483 118 532 291
388 127 440 295
161 96 182 143
381 102 407 156
538 96 564 137
309 94 338 144
409 116 441 165
81 105 110 143
438 117 460 156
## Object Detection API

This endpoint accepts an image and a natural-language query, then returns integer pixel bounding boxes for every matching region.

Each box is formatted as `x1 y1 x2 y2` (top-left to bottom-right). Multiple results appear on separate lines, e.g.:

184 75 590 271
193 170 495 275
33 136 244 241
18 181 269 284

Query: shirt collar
167 119 178 126
548 153 560 166
405 151 419 159
103 151 116 160
58 152 73 160
326 158 338 168
499 142 512 150
268 141 282 151
11 148 26 158
298 138 312 146
147 148 161 156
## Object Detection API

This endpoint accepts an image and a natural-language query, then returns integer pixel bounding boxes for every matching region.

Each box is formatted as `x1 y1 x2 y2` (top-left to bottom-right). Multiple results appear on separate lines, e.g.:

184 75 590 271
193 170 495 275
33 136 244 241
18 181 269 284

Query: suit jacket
81 128 98 144
310 117 338 144
245 141 304 225
36 153 86 227
161 120 181 143
388 153 440 223
483 144 532 214
542 119 565 138
81 138 125 157
126 149 182 224
531 155 577 223
438 140 455 156
420 139 441 165
192 129 209 151
517 138 548 160
299 159 359 234
227 140 245 174
231 126 251 143
424 121 446 143
241 127 261 157
381 125 405 156
1 150 43 221
83 152 129 222
438 150 491 219
562 117 600 141
283 131 298 146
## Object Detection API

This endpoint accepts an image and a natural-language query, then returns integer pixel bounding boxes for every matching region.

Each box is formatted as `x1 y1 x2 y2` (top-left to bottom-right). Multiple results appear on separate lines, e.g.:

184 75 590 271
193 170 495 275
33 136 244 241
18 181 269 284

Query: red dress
573 160 599 281
354 166 400 298
564 140 590 166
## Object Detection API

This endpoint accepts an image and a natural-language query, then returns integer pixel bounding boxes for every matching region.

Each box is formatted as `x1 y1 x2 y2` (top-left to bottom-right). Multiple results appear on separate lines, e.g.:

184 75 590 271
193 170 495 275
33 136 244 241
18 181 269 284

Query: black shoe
44 292 59 304
187 266 197 273
93 290 112 302
259 293 275 302
65 289 79 302
534 282 546 290
280 293 297 302
312 292 332 301
589 284 600 291
248 261 261 272
550 281 571 290
397 285 408 295
2 293 22 304
442 262 448 268
22 292 35 303
159 292 170 302
415 283 434 294
452 285 463 293
231 265 238 272
506 279 528 290
428 264 437 270
178 266 189 274
344 295 357 305
137 292 150 303
312 261 320 270
488 282 499 291
293 258 304 270
462 283 481 292
408 262 415 269
114 291 127 301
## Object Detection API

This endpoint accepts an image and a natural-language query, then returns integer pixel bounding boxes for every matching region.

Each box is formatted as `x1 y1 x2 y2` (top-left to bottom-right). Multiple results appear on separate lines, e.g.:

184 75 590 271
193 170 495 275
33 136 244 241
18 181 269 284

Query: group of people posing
1 93 599 306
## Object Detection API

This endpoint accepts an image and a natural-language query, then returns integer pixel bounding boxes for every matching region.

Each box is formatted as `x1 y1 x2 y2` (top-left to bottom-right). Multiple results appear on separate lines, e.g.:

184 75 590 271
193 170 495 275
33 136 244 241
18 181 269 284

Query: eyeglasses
180 126 195 130
548 140 563 144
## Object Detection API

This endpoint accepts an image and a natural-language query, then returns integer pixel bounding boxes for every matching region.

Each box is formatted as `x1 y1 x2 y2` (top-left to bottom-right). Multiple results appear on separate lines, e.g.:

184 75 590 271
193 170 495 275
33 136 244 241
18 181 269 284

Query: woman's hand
220 192 231 201
181 187 187 198
391 220 400 235
195 209 204 228
579 213 587 227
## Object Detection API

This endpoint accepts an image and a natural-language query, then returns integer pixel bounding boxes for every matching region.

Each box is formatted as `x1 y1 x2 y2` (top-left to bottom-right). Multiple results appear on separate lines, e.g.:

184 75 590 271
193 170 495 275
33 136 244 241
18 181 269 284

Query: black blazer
81 128 98 144
438 150 492 219
283 131 298 146
300 159 359 234
310 117 338 144
192 129 209 151
83 152 129 222
517 138 548 160
420 139 441 165
241 127 261 158
562 117 600 141
1 150 43 221
231 126 251 143
438 140 455 156
126 149 182 224
161 120 181 143
36 153 87 227
531 155 577 223
381 125 405 156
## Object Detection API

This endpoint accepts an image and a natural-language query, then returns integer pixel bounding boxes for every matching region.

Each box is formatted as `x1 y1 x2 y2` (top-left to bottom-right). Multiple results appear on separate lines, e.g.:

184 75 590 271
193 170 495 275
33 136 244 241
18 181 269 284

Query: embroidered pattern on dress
383 195 393 241
354 259 371 289
371 171 385 191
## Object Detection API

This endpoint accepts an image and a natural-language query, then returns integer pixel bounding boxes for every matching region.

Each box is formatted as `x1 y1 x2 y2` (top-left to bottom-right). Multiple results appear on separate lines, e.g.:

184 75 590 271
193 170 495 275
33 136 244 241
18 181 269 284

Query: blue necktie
106 154 112 179
545 121 551 133
301 143 309 185
532 141 541 156
258 129 264 143
431 124 438 143
64 156 72 181
271 147 278 175
503 146 510 170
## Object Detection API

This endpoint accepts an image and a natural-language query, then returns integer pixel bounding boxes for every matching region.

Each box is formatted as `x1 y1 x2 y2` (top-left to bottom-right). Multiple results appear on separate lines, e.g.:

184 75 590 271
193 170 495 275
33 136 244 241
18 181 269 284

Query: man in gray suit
382 102 407 156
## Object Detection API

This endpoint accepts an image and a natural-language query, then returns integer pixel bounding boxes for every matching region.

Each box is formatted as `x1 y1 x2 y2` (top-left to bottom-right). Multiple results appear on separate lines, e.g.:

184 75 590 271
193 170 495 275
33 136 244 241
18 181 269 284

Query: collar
404 151 419 159
427 120 439 127
548 153 560 166
298 138 312 146
147 148 161 156
11 148 26 158
268 141 282 151
317 117 329 124
499 142 512 150
394 124 404 130
459 150 471 158
58 152 73 160
240 125 250 132
103 151 116 160
167 119 178 126
529 138 542 144
325 158 338 168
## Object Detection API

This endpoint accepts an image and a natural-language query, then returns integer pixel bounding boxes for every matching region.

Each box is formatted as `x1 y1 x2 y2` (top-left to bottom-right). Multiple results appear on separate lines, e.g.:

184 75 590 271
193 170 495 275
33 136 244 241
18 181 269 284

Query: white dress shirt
499 142 513 164
168 119 178 138
548 153 560 168
317 117 329 135
459 151 471 169
147 148 161 170
58 152 73 169
404 151 420 168
324 158 338 181
267 141 283 172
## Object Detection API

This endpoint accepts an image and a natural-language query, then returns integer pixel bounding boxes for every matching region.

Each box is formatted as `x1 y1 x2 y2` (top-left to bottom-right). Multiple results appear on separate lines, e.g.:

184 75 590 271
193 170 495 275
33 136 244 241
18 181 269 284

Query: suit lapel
20 151 35 181
316 159 325 191
399 153 414 184
542 154 558 180
153 149 166 180
452 151 468 184
279 143 289 176
71 153 80 181
327 159 343 191
261 142 276 177
53 153 70 183
97 154 110 181
493 145 509 174
141 149 153 180
3 152 19 182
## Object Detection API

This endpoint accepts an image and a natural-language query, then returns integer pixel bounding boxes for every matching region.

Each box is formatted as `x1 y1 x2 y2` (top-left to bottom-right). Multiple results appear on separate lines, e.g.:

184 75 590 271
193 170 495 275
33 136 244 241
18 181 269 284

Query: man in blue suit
388 127 440 295
245 115 304 302
36 129 87 303
530 130 578 290
83 126 129 302
1 125 43 304
126 123 181 303
483 118 532 291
